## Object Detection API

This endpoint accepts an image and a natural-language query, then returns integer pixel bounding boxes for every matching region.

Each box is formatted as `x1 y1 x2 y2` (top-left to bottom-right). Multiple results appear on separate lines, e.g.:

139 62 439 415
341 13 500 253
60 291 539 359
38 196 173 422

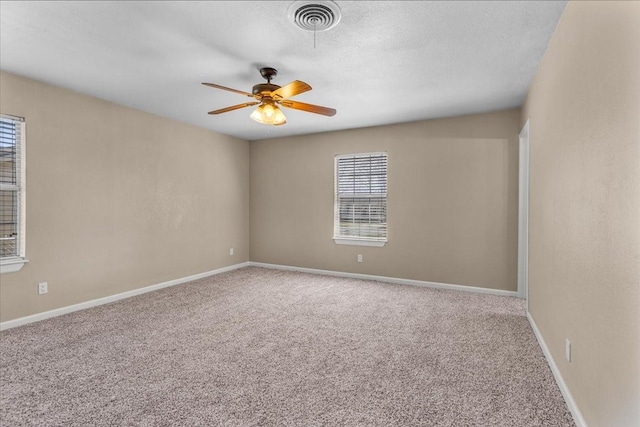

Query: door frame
517 119 530 309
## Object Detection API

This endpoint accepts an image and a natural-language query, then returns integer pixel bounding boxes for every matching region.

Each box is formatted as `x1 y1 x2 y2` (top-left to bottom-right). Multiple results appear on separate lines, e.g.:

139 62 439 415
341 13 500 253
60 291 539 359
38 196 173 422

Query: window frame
333 151 388 247
0 114 27 274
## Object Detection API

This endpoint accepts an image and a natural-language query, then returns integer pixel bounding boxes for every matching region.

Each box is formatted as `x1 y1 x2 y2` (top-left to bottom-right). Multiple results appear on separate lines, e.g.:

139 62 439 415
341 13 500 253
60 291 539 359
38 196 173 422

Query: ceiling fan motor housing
252 83 280 97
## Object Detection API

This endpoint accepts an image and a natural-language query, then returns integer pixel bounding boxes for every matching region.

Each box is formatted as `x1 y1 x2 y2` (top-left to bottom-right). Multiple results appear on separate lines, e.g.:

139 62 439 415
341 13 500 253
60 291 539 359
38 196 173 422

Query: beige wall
0 71 250 322
250 109 521 291
522 1 640 426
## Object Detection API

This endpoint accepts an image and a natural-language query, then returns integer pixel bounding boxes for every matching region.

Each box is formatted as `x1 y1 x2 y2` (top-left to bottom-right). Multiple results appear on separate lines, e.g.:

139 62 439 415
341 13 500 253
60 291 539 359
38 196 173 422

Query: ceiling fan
202 67 336 126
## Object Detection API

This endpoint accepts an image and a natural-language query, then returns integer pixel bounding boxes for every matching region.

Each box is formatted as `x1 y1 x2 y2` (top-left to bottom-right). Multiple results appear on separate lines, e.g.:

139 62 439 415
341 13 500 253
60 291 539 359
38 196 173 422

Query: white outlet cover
38 282 48 295
565 339 571 362
230 248 234 255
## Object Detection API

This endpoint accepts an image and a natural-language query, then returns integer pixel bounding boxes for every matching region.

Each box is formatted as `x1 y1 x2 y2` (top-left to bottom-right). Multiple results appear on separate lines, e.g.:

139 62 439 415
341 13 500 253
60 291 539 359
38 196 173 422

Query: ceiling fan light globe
264 104 275 118
250 104 287 126
272 107 287 125
250 106 264 123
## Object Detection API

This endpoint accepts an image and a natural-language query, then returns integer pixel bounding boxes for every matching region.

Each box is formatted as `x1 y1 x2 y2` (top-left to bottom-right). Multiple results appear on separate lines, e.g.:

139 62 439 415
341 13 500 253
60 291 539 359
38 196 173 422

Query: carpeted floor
1 267 575 426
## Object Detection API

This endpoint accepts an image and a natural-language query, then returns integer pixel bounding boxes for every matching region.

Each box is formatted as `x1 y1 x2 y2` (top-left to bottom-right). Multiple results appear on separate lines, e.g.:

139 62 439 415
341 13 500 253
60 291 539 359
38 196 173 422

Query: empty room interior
0 1 638 426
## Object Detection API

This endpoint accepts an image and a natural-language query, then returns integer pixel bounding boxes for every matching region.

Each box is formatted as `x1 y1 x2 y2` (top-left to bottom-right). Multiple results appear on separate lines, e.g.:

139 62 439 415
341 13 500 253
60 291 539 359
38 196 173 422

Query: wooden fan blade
271 80 312 101
208 102 259 115
279 100 336 117
202 82 253 97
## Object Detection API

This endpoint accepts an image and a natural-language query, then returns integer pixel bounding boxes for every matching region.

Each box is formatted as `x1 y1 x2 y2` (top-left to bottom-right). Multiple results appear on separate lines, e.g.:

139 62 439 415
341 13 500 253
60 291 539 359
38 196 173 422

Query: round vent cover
288 1 342 32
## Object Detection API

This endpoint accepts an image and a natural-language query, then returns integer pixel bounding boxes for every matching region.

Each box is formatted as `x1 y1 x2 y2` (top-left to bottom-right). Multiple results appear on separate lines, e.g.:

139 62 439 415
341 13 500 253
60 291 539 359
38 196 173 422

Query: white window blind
0 114 25 259
334 152 387 243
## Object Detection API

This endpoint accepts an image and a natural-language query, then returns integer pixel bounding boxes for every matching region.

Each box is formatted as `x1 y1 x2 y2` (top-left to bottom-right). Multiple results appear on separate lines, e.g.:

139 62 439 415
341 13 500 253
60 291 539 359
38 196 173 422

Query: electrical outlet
38 282 48 295
229 248 234 256
357 254 363 263
565 339 571 362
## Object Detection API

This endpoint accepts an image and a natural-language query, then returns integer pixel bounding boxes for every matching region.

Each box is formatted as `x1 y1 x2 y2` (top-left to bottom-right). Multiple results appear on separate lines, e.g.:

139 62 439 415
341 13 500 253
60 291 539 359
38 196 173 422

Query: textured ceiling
0 1 566 141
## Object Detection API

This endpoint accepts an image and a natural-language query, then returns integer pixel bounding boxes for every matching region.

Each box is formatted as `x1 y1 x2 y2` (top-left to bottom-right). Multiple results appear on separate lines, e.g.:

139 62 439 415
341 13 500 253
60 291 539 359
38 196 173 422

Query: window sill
333 238 386 247
0 257 28 274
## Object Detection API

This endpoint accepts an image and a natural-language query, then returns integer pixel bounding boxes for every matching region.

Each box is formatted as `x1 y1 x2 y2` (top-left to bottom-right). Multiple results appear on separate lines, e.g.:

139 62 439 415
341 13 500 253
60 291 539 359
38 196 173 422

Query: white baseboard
248 262 518 297
0 262 250 331
0 260 516 330
527 312 587 427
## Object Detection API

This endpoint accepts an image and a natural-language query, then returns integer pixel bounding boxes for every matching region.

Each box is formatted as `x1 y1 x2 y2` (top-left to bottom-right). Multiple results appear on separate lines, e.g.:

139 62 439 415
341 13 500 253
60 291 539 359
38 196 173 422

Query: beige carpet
1 267 574 426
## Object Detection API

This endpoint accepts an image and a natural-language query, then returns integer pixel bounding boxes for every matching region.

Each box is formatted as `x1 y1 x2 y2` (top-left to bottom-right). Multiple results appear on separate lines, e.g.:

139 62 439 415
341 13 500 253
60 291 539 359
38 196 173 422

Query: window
334 152 387 247
0 114 27 273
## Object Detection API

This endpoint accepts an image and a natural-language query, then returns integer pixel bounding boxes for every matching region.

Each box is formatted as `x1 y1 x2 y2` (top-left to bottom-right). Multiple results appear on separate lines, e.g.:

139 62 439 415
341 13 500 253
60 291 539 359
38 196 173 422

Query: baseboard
527 312 587 427
0 262 250 331
248 262 518 297
1 261 516 329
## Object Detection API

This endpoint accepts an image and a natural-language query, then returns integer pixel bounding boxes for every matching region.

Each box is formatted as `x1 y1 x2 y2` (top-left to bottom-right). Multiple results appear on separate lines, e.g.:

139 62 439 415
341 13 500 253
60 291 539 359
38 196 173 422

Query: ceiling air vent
288 1 342 32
